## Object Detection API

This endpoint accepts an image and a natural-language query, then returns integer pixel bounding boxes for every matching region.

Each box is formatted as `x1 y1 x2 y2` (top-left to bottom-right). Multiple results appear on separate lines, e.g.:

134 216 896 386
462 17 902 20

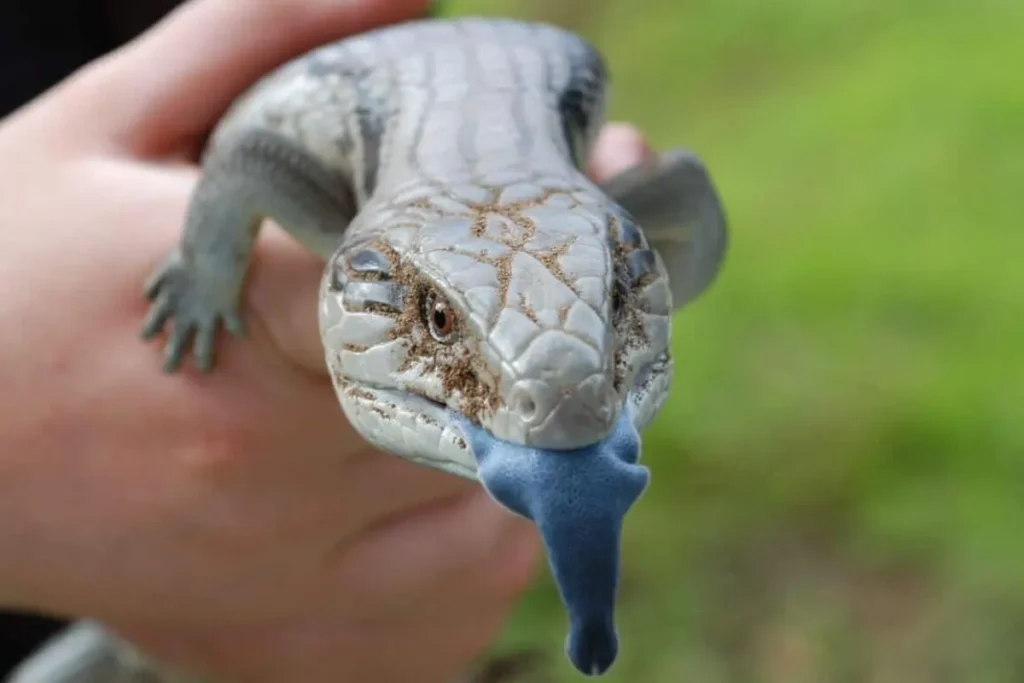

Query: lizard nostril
510 381 553 426
514 392 538 422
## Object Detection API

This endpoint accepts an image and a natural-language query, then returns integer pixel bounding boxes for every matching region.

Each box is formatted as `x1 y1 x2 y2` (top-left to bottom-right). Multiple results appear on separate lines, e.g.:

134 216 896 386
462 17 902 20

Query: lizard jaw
331 381 479 479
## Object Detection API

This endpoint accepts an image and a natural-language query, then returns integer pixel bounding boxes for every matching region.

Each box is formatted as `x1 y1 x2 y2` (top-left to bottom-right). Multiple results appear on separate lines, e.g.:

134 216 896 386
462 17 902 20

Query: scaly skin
8 17 727 683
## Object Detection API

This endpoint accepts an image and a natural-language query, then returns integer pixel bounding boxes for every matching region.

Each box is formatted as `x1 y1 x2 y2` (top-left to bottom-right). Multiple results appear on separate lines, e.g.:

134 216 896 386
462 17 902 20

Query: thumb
63 0 431 156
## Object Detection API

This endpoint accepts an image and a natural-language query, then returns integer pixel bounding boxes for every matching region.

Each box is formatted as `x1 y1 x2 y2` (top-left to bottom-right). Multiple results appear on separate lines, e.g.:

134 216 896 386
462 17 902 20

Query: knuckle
251 0 319 36
477 524 542 601
176 411 253 480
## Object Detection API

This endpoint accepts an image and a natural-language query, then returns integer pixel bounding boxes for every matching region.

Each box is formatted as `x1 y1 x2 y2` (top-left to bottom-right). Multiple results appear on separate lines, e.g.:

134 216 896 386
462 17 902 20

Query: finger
115 498 537 681
66 0 431 155
122 583 524 683
244 222 331 375
321 489 535 615
375 516 540 618
324 447 477 533
588 122 656 183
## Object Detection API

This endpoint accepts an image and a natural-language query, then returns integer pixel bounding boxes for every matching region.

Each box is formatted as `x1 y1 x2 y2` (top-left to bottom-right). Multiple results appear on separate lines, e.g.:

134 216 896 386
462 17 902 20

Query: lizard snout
508 374 619 450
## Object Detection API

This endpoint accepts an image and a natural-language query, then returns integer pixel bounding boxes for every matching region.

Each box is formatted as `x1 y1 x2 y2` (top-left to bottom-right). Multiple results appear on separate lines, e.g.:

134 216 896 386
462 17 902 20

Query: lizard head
318 182 674 478
317 159 726 676
318 184 673 676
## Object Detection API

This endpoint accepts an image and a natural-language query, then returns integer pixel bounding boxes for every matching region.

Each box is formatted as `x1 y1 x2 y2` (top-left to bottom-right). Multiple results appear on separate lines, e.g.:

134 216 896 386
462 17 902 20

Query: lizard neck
373 89 587 201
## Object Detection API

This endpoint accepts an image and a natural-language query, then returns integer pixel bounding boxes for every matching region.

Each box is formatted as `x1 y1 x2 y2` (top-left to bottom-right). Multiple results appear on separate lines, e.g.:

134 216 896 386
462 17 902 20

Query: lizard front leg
141 129 357 373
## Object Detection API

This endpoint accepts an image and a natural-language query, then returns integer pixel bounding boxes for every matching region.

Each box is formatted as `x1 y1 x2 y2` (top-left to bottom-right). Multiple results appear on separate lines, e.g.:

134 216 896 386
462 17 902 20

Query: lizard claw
141 250 246 373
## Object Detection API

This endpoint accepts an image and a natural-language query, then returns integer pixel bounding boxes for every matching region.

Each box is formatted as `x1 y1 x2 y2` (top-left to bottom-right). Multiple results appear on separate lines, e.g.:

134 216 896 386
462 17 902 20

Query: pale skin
0 0 655 681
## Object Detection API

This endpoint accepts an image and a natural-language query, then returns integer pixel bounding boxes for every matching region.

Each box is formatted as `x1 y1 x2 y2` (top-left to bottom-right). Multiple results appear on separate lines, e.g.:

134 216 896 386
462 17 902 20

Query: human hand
0 0 655 680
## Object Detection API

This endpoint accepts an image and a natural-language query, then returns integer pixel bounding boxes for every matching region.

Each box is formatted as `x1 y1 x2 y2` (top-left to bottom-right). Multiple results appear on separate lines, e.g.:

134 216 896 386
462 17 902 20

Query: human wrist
0 462 40 612
0 408 68 615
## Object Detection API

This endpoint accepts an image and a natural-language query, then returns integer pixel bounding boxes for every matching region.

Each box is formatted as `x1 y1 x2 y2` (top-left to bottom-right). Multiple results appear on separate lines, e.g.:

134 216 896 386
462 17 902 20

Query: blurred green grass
441 1 1024 681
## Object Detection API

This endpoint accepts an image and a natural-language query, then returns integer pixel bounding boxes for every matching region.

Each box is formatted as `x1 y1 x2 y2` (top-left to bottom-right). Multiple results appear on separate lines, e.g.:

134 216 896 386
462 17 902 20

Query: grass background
438 1 1024 681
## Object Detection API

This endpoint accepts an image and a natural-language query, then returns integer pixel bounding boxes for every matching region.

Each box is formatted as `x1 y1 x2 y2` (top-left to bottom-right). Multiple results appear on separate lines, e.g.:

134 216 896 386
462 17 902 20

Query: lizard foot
141 251 246 373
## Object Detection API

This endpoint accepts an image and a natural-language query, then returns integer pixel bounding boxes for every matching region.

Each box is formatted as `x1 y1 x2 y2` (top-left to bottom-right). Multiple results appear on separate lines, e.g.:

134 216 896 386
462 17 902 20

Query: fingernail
589 122 654 182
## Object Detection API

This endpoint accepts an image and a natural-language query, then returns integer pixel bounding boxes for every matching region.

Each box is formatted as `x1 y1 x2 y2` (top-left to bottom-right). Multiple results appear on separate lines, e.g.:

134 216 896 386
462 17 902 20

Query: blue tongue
453 410 649 677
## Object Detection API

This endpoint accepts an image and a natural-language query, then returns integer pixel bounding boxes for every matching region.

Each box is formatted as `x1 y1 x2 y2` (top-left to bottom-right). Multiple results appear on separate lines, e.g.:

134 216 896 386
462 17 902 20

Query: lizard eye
425 290 456 343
